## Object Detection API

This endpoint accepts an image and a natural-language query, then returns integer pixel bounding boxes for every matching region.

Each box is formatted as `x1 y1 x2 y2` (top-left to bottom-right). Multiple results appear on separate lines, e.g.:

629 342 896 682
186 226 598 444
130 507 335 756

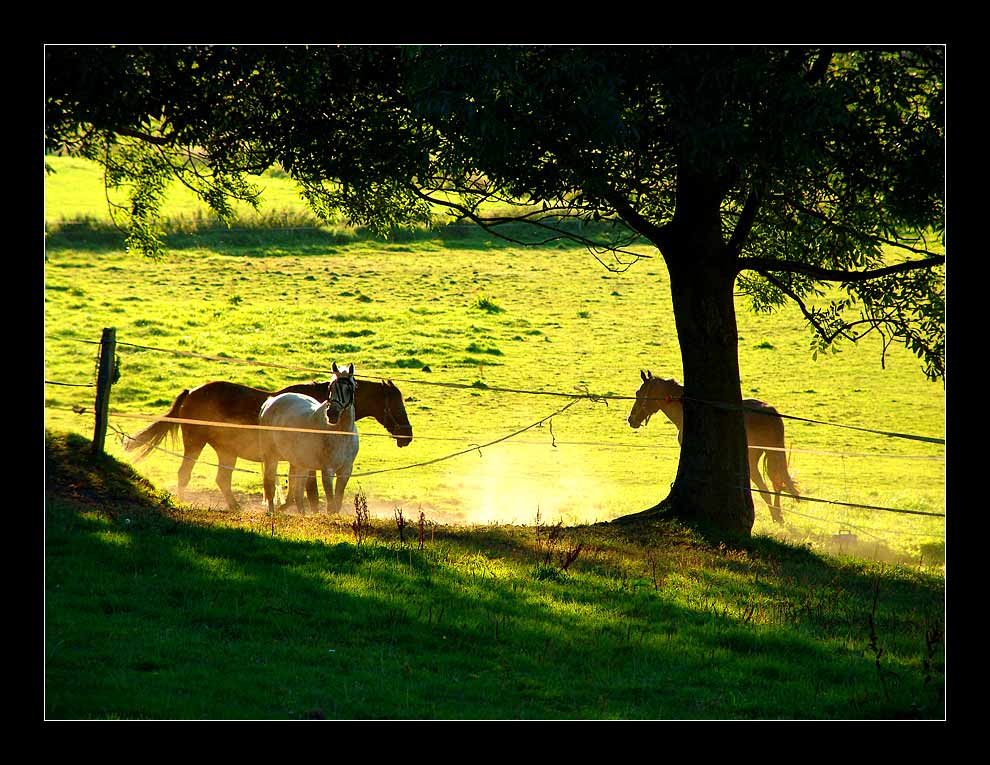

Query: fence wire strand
47 333 946 525
48 333 946 447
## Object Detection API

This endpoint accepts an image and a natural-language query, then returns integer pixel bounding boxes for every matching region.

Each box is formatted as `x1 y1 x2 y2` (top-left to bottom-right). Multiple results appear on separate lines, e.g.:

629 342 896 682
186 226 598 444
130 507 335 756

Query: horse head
383 379 413 447
326 362 357 425
627 369 680 429
628 369 656 428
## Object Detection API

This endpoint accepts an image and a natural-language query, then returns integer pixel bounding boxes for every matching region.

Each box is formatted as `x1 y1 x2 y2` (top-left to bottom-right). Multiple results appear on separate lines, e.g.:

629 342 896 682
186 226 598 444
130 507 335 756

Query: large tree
45 45 945 539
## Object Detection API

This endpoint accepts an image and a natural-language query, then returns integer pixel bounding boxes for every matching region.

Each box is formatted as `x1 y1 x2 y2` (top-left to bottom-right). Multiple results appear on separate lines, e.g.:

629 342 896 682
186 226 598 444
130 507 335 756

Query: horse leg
770 481 784 524
276 469 301 512
331 465 352 515
177 427 206 500
320 468 337 514
305 471 320 514
748 451 779 519
765 453 789 525
289 466 310 515
214 448 241 511
262 458 278 517
752 451 785 524
278 471 295 512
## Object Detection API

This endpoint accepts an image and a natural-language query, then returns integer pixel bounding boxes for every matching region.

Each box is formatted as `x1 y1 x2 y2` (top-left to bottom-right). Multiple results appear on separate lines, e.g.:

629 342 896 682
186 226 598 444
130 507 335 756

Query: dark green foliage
45 45 944 380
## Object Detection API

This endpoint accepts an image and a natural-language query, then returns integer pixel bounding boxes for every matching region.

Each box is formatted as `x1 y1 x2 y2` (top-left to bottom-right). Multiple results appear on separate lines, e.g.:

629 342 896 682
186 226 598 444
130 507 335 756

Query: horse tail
124 389 190 461
765 447 800 502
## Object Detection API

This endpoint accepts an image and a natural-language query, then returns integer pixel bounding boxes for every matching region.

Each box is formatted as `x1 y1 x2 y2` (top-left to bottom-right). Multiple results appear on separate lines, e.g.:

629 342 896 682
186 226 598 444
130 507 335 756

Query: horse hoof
277 502 305 516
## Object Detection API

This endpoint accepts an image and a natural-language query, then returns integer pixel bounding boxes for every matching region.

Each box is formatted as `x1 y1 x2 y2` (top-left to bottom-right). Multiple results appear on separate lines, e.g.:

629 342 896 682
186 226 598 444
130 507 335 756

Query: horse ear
347 363 354 375
641 369 648 383
332 362 340 374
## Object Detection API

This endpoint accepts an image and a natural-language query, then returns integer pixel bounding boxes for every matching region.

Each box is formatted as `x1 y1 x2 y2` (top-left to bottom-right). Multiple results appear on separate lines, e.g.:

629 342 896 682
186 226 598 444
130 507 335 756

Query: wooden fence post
92 327 116 454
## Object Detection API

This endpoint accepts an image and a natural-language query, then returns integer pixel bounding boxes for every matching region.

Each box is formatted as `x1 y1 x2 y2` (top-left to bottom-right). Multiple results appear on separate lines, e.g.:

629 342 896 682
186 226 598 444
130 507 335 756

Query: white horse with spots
260 363 359 515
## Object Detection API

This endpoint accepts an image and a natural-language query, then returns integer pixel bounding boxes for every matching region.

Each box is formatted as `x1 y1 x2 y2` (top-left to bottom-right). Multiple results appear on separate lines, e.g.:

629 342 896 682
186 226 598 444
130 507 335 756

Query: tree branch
602 190 674 251
780 194 942 258
114 127 178 147
409 184 651 271
737 254 944 282
726 185 762 258
759 271 848 344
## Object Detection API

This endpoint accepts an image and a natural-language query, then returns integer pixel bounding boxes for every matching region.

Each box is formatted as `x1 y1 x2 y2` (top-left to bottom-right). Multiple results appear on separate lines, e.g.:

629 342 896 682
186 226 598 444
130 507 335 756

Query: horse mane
643 369 681 386
352 377 397 391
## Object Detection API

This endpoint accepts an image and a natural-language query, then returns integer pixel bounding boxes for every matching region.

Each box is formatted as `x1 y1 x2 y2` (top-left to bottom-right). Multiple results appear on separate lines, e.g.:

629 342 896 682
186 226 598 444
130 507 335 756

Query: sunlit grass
44 156 945 566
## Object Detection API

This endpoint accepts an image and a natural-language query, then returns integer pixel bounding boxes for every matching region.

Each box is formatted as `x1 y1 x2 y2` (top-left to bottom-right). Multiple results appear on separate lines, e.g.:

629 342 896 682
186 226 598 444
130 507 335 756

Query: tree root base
609 495 752 545
609 503 667 527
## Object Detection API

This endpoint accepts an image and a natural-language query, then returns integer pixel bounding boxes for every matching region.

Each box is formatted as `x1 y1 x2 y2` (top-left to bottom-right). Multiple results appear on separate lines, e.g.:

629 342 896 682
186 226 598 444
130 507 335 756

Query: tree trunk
621 169 755 539
660 253 755 538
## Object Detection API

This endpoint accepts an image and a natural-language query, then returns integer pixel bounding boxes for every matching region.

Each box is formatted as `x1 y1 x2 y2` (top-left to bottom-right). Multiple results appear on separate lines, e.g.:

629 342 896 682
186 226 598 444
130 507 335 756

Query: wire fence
45 332 946 532
62 334 947 446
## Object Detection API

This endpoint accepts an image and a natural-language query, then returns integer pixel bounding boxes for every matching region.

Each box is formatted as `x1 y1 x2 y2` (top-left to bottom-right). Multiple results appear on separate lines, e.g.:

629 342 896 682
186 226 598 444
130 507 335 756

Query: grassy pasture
43 157 947 720
44 157 945 565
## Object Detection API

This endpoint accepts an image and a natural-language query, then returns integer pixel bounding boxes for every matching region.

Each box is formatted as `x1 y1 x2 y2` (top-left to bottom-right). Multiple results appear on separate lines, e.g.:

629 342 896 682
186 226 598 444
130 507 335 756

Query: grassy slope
45 431 945 719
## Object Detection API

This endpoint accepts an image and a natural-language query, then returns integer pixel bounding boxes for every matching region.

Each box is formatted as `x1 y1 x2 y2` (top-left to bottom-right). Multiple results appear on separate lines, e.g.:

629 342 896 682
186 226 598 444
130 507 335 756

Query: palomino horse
261 362 359 515
125 375 411 510
627 370 798 523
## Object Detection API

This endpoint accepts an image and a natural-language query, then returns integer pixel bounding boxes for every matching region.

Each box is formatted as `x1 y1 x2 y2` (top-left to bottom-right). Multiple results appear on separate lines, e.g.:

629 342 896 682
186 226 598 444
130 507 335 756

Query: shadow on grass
44 218 632 258
45 430 945 720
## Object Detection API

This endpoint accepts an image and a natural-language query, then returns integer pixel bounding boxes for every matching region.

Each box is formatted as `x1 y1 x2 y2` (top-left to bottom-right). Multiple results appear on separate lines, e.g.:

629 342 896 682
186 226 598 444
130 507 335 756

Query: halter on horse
260 362 360 515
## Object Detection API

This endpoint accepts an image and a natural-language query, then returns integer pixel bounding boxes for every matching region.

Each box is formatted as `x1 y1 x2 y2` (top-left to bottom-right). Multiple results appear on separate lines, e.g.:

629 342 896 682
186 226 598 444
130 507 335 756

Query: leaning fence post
92 327 117 454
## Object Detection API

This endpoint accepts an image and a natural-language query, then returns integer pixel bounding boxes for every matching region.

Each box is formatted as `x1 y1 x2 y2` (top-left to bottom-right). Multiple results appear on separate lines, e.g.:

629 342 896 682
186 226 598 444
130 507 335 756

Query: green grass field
44 157 945 564
43 156 947 720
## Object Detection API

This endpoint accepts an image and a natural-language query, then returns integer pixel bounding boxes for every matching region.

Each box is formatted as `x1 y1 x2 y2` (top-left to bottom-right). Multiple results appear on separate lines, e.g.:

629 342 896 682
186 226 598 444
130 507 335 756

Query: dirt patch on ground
175 488 471 527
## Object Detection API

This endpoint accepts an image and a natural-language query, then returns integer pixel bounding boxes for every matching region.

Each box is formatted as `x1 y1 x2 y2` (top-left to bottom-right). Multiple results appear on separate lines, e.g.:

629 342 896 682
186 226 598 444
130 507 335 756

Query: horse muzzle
395 429 413 447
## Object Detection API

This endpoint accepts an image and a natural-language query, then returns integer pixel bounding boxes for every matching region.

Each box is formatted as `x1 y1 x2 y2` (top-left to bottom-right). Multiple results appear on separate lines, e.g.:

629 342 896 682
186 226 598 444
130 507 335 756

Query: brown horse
627 370 798 523
125 377 412 510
